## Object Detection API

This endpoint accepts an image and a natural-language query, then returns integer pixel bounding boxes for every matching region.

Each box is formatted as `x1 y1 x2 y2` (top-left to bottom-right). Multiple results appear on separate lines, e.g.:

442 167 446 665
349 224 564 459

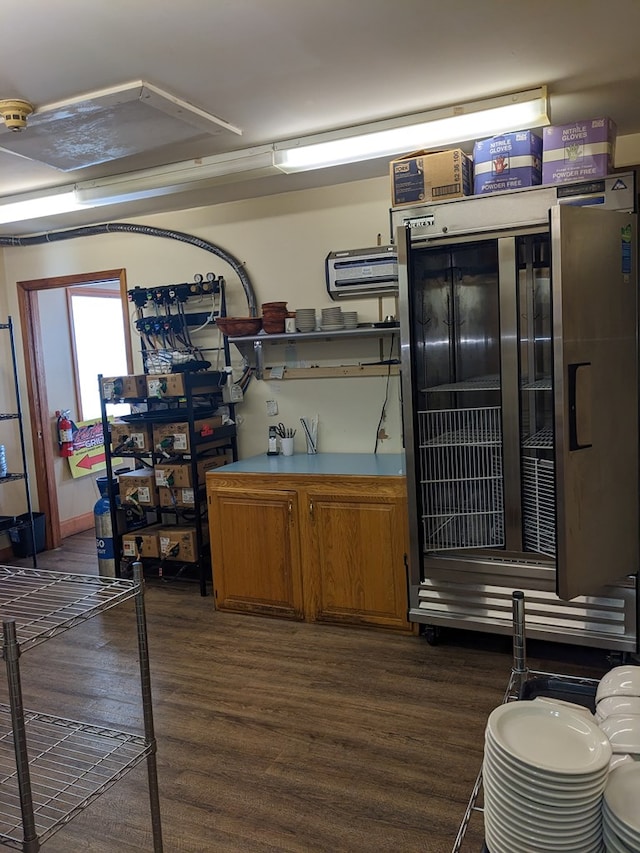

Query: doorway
17 269 131 550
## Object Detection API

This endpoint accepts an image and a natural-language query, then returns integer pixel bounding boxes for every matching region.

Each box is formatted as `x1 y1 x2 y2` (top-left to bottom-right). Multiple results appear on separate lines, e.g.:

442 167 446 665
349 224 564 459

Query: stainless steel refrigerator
392 173 639 651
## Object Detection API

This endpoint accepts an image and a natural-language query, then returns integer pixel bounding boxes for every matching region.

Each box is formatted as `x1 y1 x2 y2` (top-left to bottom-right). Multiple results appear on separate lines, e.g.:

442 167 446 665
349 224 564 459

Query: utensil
300 416 317 454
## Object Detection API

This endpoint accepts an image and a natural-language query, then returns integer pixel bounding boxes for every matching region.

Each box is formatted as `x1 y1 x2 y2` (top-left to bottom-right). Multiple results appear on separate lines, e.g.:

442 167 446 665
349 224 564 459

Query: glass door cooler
392 173 639 651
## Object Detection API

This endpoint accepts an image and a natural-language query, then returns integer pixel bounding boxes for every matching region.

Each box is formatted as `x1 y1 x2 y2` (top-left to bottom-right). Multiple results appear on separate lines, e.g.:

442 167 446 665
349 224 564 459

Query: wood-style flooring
2 533 611 852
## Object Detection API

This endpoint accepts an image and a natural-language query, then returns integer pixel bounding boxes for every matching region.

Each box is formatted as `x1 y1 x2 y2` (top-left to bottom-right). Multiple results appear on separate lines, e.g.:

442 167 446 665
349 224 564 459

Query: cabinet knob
309 499 314 519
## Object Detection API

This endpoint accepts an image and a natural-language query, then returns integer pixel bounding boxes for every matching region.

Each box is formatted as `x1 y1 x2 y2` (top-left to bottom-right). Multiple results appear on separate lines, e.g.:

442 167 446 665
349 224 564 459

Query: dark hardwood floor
1 533 610 852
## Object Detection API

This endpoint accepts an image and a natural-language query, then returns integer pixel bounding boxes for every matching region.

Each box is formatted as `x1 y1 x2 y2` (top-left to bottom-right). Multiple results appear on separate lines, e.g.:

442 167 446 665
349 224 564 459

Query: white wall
0 174 403 522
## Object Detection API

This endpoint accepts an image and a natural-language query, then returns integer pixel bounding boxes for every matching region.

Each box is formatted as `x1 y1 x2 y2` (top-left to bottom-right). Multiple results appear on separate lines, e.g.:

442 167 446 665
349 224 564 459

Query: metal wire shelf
0 708 150 849
521 377 552 391
521 426 554 449
423 375 501 393
522 457 556 557
422 375 552 394
0 565 163 852
419 408 505 550
0 568 138 655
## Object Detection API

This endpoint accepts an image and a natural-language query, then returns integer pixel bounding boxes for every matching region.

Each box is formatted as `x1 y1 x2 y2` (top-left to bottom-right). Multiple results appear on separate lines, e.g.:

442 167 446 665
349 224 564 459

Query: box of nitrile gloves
473 131 542 194
542 117 616 185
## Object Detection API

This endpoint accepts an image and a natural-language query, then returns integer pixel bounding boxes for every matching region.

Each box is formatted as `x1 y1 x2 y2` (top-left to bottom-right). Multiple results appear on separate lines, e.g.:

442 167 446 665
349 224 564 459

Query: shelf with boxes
99 369 237 596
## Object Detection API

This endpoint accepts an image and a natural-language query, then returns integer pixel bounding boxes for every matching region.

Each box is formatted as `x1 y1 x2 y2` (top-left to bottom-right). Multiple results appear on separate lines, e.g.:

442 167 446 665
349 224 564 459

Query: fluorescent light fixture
0 187 82 224
75 145 279 206
273 87 548 173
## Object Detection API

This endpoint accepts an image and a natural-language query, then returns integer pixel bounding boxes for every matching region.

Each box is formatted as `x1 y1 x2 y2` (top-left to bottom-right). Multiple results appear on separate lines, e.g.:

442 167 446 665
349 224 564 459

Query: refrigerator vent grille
419 407 504 551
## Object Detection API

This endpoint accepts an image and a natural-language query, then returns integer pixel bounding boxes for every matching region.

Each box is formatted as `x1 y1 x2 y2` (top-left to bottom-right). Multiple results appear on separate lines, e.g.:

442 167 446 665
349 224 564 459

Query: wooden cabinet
207 468 411 632
207 486 304 619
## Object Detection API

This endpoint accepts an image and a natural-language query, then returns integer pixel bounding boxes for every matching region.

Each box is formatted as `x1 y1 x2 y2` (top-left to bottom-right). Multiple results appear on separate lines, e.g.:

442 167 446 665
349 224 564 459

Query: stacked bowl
262 301 288 334
320 306 344 330
483 700 611 853
343 310 358 329
295 308 317 332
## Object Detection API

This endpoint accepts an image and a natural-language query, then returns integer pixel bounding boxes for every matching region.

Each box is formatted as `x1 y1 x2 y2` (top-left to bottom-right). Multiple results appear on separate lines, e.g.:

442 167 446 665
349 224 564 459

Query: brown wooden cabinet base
207 470 412 632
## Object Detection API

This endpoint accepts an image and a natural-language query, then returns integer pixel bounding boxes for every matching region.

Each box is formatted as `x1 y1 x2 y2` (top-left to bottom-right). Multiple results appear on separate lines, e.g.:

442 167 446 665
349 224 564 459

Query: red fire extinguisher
56 410 75 458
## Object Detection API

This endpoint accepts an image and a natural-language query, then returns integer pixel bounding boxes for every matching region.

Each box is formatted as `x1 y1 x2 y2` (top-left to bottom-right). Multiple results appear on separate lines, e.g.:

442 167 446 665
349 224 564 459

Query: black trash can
9 512 46 557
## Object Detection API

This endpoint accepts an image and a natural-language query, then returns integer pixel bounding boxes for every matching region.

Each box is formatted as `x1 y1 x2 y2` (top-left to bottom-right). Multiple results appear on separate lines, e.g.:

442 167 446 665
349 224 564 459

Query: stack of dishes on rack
320 306 344 330
294 308 317 332
483 700 611 853
342 310 358 329
603 763 640 852
595 665 640 774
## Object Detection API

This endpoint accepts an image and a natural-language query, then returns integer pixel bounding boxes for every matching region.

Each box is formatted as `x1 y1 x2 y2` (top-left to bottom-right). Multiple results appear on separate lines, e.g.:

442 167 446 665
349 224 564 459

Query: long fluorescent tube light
274 87 548 173
75 145 278 206
0 187 83 224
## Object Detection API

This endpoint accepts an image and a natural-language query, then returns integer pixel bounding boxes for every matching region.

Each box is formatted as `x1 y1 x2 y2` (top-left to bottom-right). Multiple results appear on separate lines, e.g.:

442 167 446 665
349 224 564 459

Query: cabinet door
208 488 304 619
303 490 409 630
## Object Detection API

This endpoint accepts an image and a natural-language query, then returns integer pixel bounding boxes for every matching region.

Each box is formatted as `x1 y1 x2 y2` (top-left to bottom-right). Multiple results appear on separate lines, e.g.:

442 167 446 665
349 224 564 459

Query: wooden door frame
17 269 129 550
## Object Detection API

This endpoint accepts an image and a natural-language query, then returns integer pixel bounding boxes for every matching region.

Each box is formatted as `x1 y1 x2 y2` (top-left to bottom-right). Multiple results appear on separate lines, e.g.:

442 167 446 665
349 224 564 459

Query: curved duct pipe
0 222 258 315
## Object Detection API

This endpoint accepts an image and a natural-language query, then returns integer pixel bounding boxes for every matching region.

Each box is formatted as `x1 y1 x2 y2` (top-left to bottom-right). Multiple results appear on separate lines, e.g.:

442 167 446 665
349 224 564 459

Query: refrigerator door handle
567 361 592 451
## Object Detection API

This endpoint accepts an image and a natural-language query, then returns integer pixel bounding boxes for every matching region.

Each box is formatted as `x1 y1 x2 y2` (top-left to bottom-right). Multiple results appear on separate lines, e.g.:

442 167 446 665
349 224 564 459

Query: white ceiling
2 0 640 234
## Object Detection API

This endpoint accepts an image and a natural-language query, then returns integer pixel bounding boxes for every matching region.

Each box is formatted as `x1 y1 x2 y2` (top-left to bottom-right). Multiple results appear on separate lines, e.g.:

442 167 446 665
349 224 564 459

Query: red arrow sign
75 451 106 470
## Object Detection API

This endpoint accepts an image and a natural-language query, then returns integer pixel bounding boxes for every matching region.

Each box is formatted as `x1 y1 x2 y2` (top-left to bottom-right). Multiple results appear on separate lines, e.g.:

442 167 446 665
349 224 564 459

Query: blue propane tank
94 476 117 577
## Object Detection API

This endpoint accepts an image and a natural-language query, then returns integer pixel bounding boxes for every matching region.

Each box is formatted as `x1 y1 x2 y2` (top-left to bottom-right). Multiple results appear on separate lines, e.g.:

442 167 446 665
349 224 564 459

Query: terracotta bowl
215 317 262 336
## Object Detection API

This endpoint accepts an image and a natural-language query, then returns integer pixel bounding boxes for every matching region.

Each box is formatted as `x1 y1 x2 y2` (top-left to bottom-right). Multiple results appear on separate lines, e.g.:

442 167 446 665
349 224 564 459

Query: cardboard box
122 525 163 559
119 469 157 506
473 131 542 194
146 373 187 398
158 485 196 508
542 117 616 185
152 417 224 454
390 148 472 207
101 375 147 401
154 454 231 488
158 526 207 562
111 422 153 453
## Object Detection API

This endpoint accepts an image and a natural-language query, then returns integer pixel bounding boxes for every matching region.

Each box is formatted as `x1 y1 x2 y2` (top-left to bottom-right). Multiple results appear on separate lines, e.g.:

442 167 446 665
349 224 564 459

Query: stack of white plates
320 306 344 330
295 308 317 332
603 763 640 852
343 310 358 329
483 701 611 853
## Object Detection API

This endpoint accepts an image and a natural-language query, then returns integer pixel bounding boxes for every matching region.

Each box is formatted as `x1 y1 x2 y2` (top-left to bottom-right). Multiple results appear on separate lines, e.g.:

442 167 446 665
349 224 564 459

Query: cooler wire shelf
419 408 505 550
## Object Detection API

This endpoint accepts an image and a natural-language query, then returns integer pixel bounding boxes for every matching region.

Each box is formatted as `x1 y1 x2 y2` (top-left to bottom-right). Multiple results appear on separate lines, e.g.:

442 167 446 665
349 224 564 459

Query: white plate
484 746 607 795
484 799 603 851
603 822 635 853
604 804 640 850
596 666 640 703
483 759 605 805
603 819 636 853
604 763 640 834
485 731 609 785
483 759 604 815
534 696 596 722
486 700 612 775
